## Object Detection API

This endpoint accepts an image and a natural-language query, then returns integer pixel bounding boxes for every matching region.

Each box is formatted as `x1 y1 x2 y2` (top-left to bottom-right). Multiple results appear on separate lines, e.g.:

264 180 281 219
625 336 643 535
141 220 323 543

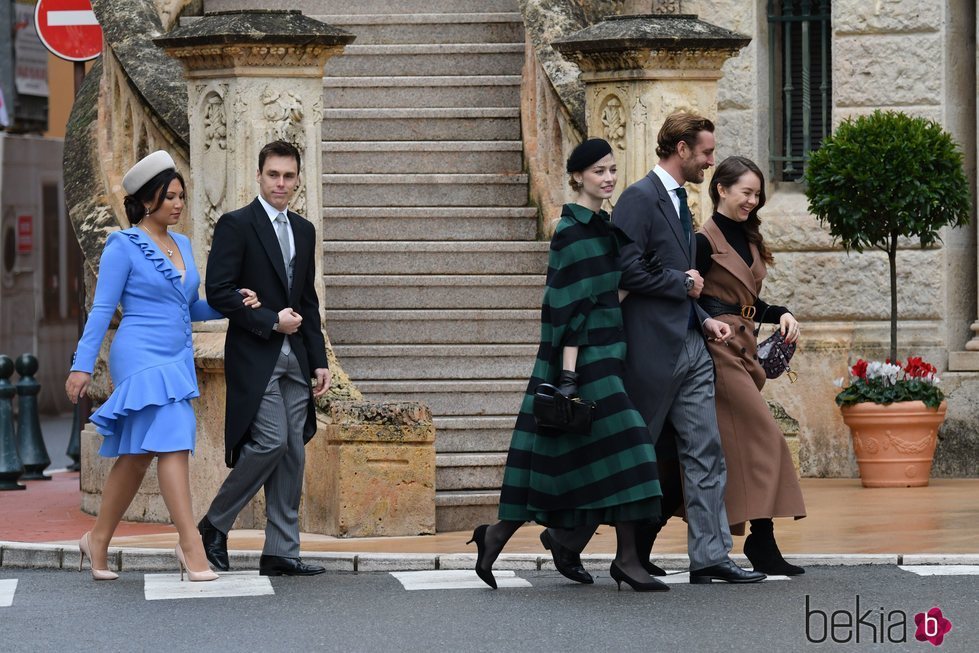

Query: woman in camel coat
694 156 806 576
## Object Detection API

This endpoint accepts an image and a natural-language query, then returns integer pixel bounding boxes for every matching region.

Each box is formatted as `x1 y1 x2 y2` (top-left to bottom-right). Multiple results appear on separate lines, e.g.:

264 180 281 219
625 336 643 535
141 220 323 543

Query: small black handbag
756 330 797 381
532 383 596 435
754 306 798 382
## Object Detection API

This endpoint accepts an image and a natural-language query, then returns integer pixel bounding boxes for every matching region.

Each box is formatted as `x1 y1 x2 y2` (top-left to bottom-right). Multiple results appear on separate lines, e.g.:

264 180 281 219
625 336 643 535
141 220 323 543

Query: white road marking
659 572 791 584
47 10 99 26
391 569 532 590
144 570 274 601
899 565 979 576
0 579 17 607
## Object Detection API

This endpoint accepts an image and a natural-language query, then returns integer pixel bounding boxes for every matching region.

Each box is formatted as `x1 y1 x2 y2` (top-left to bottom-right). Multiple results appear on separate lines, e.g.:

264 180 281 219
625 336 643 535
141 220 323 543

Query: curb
3 542 977 572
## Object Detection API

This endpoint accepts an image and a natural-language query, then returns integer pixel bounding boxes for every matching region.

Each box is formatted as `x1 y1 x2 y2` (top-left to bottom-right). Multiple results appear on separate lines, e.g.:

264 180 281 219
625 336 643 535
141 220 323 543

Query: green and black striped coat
497 203 662 528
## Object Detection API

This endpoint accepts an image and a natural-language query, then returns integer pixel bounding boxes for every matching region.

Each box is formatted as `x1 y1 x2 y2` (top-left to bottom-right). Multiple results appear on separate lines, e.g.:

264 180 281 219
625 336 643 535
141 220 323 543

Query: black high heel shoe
467 524 497 589
609 561 669 592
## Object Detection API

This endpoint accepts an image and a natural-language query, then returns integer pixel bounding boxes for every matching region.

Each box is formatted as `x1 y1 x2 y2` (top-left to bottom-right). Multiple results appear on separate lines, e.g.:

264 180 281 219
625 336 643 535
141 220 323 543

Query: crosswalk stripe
144 570 275 601
899 565 979 576
391 569 532 590
0 579 17 607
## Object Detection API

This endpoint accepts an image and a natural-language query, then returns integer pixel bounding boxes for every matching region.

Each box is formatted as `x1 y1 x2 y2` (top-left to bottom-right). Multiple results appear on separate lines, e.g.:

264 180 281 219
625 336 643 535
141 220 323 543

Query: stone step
320 206 538 241
354 379 526 414
328 43 525 77
435 490 500 533
322 107 520 141
315 13 525 45
323 75 520 109
333 344 536 379
327 309 539 345
324 274 544 309
321 241 548 275
322 173 528 207
322 141 524 174
436 452 507 491
207 0 520 13
434 416 515 453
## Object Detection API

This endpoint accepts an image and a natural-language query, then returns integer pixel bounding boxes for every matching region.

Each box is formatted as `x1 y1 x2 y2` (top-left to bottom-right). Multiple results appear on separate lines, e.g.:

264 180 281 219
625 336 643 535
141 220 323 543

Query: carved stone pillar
553 14 749 224
155 10 354 280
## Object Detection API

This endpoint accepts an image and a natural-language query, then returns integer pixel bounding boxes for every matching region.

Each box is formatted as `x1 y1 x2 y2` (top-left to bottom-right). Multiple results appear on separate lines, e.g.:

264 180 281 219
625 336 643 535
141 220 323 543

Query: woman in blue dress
65 151 259 582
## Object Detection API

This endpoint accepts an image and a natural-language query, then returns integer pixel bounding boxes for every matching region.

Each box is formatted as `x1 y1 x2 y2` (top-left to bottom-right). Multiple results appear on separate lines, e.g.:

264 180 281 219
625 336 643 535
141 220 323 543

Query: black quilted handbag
532 384 596 435
755 307 798 382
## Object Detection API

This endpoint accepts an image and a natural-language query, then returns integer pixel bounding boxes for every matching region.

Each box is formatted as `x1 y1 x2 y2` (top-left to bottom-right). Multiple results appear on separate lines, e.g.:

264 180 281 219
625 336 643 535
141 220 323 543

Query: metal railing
768 0 831 181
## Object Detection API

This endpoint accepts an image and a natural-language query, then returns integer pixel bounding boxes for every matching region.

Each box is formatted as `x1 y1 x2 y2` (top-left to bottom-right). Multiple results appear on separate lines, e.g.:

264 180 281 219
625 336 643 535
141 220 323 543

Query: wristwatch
684 274 695 291
272 319 280 333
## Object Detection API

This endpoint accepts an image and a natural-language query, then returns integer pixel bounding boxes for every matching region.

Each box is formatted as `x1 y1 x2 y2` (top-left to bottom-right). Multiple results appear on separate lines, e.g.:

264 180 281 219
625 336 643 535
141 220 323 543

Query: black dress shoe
197 517 229 572
689 559 767 584
540 530 594 584
259 555 326 576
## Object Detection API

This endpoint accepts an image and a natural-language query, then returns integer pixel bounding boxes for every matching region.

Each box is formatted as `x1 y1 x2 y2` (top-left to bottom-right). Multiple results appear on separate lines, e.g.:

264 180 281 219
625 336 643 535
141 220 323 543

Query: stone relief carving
599 95 626 150
261 86 307 215
652 0 682 13
201 89 228 232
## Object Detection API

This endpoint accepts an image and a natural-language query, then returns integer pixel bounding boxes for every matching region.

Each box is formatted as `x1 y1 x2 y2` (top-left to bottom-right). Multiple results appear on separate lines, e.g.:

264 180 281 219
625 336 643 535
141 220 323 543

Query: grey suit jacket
612 171 710 432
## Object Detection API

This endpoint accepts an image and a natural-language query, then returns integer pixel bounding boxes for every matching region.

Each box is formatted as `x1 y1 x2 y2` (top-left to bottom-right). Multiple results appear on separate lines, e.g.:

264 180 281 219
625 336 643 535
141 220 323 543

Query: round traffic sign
34 0 103 62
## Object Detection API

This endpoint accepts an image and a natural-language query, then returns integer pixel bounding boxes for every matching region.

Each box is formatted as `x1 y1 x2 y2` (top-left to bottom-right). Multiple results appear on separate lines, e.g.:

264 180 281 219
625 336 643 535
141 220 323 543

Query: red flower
850 359 868 379
914 607 952 646
904 356 937 379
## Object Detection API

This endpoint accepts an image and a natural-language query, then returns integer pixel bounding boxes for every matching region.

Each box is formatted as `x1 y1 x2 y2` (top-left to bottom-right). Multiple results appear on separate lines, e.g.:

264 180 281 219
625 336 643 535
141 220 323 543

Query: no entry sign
34 0 103 62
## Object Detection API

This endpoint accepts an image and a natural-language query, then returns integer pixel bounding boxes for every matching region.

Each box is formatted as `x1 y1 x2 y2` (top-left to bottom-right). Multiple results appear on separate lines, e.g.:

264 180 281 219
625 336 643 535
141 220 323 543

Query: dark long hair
123 169 184 225
708 156 773 265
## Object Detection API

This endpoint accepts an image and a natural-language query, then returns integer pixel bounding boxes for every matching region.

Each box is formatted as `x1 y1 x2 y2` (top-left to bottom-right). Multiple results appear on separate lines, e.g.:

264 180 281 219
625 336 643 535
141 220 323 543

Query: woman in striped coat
468 139 665 592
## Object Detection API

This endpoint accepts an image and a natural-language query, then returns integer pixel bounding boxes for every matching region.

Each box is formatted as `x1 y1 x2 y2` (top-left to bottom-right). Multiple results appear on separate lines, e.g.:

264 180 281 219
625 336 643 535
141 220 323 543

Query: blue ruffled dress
71 228 222 456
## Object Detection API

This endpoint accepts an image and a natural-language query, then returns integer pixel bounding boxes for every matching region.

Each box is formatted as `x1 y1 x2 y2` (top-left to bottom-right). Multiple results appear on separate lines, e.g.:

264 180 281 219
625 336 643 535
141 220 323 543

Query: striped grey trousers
206 349 310 557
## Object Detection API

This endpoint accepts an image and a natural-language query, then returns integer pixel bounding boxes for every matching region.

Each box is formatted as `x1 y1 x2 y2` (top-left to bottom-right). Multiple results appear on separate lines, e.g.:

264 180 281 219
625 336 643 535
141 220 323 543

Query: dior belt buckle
740 305 757 319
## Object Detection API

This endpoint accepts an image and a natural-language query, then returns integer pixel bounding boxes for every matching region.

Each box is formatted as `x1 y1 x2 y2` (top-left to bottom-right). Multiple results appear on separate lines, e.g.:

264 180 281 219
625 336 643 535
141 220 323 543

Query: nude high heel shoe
175 544 219 582
78 532 119 581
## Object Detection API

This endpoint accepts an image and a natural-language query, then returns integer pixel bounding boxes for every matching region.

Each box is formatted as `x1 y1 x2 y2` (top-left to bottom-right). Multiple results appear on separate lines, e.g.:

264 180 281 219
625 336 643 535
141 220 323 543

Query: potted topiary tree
805 110 971 487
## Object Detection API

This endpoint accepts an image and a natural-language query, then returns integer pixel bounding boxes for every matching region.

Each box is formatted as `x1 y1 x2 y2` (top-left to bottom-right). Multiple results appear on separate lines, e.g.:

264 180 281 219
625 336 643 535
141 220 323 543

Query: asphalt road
1 565 975 652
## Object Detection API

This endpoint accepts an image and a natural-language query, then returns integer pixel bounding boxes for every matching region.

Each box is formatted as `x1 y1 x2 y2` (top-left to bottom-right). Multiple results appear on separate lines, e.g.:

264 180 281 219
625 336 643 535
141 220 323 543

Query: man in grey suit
542 113 764 584
198 140 331 576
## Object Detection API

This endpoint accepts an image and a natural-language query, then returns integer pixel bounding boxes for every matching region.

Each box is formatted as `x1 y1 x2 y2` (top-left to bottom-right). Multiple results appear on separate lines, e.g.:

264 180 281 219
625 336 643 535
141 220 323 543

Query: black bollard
0 355 26 490
65 403 82 472
15 354 51 480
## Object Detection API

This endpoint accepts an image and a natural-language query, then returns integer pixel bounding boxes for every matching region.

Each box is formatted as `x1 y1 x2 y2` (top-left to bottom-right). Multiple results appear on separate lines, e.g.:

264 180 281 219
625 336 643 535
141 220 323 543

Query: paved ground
1 565 974 652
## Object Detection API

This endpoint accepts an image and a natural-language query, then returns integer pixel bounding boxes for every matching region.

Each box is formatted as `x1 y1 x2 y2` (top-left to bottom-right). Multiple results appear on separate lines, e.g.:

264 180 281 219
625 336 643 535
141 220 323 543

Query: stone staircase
206 0 545 531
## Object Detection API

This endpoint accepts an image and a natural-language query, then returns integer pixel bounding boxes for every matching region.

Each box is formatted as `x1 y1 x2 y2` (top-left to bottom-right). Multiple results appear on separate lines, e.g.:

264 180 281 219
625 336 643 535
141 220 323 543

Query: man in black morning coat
198 140 331 577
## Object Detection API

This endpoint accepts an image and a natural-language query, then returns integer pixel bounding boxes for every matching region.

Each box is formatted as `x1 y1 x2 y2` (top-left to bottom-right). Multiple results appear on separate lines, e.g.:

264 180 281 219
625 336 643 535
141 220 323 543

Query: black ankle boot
743 519 804 576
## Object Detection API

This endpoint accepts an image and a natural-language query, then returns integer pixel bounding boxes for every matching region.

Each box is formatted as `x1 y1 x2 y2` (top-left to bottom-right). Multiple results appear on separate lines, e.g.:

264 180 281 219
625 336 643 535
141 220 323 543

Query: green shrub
805 110 971 361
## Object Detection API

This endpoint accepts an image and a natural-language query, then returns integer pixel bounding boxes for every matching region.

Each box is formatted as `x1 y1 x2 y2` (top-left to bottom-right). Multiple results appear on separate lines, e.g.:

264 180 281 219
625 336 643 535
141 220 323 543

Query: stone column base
302 401 435 537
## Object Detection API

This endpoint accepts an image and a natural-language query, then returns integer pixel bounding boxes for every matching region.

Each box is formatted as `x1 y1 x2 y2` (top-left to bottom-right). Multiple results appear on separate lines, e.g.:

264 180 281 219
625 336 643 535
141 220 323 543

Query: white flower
833 377 845 388
865 361 902 385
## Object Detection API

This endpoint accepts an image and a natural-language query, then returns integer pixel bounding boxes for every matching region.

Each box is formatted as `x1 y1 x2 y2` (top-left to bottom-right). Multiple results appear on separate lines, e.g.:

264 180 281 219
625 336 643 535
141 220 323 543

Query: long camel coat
699 218 806 535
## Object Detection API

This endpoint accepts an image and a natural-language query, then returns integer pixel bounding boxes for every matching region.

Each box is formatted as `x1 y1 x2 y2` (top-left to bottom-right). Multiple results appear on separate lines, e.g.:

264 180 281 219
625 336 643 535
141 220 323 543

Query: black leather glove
640 249 664 274
556 370 579 399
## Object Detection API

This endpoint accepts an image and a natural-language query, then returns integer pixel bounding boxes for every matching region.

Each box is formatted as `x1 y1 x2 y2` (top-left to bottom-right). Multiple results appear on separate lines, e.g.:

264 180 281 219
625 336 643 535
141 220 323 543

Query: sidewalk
3 470 979 564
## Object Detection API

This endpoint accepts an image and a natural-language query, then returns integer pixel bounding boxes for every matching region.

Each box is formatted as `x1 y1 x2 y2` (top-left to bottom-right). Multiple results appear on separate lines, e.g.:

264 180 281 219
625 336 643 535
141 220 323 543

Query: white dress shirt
256 193 295 261
652 165 685 223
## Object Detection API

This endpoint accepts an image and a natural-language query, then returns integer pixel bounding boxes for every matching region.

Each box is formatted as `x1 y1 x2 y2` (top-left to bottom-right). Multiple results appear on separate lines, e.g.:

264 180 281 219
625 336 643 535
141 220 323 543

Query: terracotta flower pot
840 400 947 488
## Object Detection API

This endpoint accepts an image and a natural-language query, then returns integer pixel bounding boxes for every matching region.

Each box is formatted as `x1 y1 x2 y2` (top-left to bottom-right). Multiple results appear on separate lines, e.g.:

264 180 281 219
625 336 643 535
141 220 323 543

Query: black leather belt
699 296 756 319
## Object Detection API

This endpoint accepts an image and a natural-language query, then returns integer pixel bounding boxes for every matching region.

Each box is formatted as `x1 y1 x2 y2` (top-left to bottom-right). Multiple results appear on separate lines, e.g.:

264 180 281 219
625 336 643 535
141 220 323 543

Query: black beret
566 138 613 173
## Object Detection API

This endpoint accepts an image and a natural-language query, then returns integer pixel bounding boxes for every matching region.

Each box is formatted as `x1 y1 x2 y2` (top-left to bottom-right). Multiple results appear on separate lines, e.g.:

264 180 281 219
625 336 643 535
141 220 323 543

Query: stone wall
684 0 978 477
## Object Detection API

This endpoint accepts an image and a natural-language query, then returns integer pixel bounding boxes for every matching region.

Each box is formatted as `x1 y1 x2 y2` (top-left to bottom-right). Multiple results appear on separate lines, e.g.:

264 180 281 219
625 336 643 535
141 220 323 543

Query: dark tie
674 186 693 243
674 187 698 330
